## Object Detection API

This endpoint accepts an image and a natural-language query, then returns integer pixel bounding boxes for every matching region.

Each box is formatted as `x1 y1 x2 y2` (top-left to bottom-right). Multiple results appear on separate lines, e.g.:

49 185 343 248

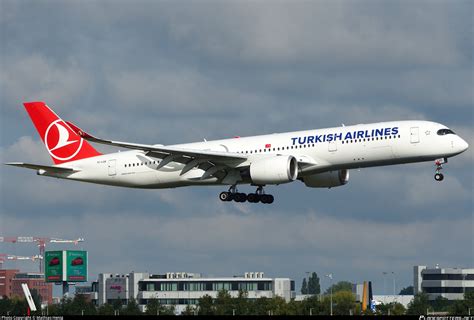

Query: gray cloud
1 0 472 295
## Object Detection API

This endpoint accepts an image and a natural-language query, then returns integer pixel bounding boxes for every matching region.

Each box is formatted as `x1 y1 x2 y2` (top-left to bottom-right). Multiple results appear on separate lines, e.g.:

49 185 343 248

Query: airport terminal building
90 271 295 313
414 265 474 300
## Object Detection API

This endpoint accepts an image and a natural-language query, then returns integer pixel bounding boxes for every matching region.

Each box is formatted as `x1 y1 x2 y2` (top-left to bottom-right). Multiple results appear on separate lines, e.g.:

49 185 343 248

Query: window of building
423 287 463 293
423 274 466 281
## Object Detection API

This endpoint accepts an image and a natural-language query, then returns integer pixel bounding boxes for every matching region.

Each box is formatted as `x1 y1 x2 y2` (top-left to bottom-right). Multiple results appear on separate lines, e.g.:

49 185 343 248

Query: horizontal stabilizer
5 162 78 173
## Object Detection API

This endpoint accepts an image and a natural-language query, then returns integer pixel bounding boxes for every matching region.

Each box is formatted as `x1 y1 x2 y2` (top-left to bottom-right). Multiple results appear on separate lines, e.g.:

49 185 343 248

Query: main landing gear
219 185 274 204
434 158 447 181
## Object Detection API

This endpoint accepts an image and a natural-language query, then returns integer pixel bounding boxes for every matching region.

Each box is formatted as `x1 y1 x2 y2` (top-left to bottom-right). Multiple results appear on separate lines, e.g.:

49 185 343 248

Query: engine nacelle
250 155 298 185
302 169 349 188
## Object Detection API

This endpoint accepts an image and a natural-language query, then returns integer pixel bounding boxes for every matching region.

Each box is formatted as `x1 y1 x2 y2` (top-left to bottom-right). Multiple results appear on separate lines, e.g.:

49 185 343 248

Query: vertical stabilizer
23 102 101 164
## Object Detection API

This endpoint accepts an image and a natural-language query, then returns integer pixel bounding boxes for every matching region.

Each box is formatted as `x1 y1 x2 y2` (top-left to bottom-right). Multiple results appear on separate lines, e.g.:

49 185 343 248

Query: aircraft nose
458 137 469 153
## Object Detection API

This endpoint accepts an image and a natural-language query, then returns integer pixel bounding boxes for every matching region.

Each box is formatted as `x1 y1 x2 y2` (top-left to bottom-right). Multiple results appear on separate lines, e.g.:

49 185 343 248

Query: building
0 269 19 299
75 282 99 304
0 270 54 305
414 265 474 300
372 295 413 308
12 272 53 305
97 272 150 306
94 271 295 314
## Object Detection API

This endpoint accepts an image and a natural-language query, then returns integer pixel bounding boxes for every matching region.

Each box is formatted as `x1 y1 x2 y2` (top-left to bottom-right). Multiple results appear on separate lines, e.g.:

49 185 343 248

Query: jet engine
301 169 349 188
250 155 298 185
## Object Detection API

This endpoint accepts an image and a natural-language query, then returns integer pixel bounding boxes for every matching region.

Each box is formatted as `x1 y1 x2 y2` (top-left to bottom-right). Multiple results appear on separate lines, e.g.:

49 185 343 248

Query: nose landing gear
434 158 447 181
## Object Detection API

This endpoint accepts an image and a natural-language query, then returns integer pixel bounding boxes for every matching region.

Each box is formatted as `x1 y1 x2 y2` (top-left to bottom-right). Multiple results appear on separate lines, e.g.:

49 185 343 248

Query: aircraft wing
66 122 334 180
66 121 246 162
66 121 248 179
5 162 78 173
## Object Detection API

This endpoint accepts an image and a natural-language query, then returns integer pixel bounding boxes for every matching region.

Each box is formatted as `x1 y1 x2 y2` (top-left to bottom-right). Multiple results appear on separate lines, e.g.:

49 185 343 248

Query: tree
431 296 450 312
285 299 304 315
391 302 406 315
332 291 356 315
233 290 250 315
449 291 474 315
112 299 123 312
324 281 353 294
301 278 308 294
123 298 141 315
97 303 115 315
301 295 323 315
0 297 12 315
406 293 430 315
399 286 414 295
181 304 197 315
308 272 321 295
248 297 271 315
8 297 30 316
69 294 97 315
376 302 406 315
197 295 215 315
266 296 288 315
465 291 474 309
214 290 234 315
145 299 159 315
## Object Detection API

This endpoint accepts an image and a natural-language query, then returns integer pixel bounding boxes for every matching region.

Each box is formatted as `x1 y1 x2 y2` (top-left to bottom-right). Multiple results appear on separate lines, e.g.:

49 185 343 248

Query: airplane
6 102 469 204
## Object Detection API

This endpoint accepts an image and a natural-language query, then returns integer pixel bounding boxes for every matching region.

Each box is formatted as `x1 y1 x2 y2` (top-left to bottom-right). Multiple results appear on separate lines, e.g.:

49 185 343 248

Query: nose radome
459 137 469 152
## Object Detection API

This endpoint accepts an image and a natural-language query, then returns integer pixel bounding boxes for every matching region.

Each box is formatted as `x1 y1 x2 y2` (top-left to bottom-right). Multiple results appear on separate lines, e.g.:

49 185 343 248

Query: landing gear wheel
247 193 259 203
267 194 274 204
219 192 232 201
261 194 274 204
234 193 247 202
219 185 274 204
434 173 444 181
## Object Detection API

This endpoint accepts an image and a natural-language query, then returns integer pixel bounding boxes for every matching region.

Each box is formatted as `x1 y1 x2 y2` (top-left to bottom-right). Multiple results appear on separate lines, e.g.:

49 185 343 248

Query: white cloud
1 210 471 288
0 0 472 294
1 55 90 110
106 69 272 114
161 2 464 67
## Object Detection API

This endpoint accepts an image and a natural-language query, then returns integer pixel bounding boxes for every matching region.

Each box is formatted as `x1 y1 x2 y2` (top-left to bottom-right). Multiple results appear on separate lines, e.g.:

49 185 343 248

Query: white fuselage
45 120 468 189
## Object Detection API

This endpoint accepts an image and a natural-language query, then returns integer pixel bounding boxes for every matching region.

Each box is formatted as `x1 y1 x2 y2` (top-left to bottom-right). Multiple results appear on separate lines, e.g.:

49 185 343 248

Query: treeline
1 290 473 316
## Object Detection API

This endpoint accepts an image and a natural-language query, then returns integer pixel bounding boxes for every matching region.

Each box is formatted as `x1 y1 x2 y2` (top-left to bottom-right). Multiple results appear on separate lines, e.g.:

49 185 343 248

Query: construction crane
0 236 84 273
0 254 43 269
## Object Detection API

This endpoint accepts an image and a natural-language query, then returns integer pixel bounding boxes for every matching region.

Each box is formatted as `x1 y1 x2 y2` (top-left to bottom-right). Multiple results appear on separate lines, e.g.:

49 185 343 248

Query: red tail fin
23 102 102 164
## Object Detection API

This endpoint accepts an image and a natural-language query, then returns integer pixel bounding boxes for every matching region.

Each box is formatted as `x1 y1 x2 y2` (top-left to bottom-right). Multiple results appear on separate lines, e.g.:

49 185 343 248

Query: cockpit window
437 128 455 135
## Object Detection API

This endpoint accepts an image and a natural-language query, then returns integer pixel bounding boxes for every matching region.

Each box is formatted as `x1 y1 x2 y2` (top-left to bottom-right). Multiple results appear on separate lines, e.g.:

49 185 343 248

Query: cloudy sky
1 0 472 297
